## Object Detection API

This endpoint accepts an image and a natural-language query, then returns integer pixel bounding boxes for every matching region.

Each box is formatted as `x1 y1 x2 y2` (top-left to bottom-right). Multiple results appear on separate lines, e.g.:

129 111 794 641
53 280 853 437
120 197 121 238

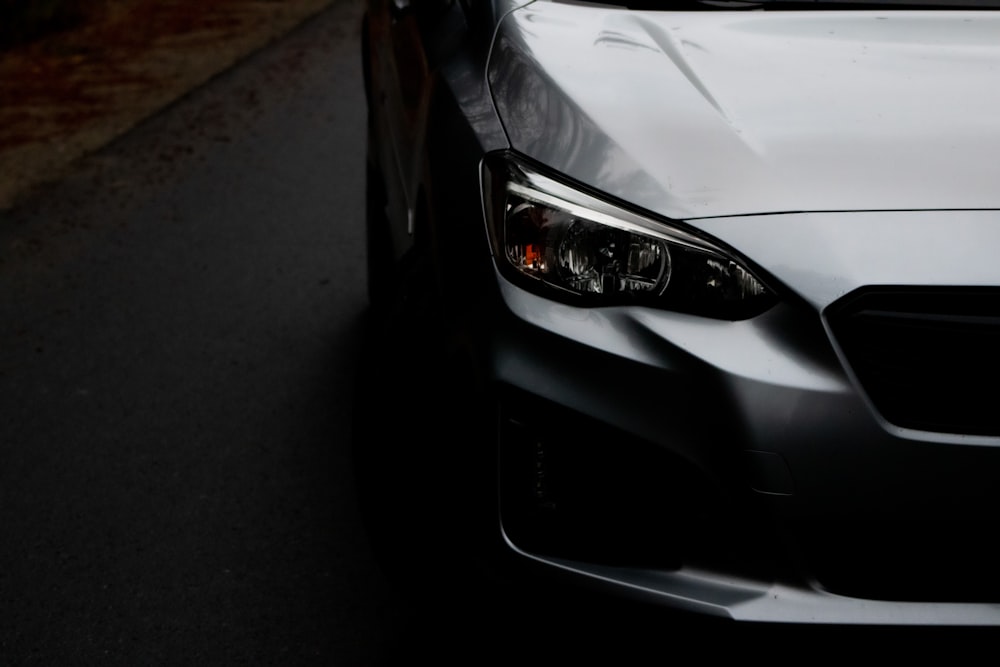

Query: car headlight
483 154 777 320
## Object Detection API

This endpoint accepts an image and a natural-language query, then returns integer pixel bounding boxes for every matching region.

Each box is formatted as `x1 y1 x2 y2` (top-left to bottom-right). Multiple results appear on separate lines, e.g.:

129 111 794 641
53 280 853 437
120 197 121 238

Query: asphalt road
0 3 414 663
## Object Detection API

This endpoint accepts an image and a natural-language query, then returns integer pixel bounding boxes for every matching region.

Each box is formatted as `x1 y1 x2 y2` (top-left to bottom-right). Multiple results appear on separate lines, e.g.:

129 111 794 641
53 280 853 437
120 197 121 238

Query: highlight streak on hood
488 2 1000 220
636 15 735 129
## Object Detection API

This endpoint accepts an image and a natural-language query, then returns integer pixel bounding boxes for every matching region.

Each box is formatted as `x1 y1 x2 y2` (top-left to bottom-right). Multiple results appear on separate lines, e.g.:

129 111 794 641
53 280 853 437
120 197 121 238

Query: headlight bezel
482 152 778 321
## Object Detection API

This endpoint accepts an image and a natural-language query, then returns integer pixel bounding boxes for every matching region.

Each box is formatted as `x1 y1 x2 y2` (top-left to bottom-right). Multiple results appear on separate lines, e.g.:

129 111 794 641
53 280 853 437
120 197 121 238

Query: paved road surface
0 3 413 663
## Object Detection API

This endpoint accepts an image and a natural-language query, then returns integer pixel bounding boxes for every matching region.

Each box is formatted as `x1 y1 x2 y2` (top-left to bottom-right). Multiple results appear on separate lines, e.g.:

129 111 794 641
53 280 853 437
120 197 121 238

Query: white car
356 0 1000 627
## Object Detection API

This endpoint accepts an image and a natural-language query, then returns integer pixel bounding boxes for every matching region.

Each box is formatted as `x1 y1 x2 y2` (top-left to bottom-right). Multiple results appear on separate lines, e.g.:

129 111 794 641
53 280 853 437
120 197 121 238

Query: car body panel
360 0 1000 626
698 209 1000 311
490 4 1000 219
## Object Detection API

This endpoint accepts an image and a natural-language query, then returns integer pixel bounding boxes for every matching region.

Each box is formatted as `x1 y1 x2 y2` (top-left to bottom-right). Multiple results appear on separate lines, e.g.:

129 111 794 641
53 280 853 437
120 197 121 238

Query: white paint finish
696 209 1000 309
490 3 1000 218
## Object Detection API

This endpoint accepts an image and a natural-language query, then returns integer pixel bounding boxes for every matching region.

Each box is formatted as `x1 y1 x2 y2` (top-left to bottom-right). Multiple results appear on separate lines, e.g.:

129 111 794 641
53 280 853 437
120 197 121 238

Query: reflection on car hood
489 4 1000 219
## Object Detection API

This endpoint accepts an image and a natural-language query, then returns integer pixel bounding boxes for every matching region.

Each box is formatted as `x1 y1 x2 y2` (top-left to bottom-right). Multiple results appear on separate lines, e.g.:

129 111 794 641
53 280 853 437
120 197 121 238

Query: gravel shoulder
0 0 338 211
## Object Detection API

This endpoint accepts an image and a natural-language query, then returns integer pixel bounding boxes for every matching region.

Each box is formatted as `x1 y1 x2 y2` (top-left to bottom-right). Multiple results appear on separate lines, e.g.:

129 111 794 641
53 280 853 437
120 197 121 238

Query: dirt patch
0 0 337 211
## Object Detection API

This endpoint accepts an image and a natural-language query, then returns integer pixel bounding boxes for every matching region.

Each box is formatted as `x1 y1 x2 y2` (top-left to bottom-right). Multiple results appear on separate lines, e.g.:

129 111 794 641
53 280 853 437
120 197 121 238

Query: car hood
488 3 1000 219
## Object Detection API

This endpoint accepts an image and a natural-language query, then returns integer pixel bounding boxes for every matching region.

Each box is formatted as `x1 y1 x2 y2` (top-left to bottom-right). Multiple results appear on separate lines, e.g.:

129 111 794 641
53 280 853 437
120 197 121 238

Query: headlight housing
483 154 777 320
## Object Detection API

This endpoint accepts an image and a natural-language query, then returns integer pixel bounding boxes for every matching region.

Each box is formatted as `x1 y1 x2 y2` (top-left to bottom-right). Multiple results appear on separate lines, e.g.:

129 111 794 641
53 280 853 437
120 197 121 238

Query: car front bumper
486 272 1000 625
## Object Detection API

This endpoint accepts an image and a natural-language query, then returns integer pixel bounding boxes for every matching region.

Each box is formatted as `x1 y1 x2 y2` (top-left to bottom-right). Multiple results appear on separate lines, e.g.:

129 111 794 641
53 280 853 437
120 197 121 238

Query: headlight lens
484 154 776 320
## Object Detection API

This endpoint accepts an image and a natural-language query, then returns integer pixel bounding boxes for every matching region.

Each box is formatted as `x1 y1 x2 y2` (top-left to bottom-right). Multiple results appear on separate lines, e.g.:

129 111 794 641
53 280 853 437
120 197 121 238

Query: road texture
0 1 413 662
0 0 334 211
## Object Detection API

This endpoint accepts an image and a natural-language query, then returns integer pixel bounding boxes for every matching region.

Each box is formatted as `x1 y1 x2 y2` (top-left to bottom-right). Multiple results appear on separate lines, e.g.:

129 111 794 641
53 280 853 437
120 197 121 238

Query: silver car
356 0 1000 627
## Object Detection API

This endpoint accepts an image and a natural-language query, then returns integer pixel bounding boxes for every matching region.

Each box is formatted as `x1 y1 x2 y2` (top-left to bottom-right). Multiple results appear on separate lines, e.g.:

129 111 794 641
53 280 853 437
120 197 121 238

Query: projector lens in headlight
505 198 671 297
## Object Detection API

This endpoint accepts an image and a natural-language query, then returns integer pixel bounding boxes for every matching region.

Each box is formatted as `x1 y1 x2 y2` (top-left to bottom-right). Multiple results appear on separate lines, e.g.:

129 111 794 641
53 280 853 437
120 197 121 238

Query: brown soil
0 0 336 210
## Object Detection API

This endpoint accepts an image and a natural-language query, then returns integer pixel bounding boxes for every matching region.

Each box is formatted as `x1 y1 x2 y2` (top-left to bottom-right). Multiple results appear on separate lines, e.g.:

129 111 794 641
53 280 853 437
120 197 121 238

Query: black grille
827 288 1000 436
